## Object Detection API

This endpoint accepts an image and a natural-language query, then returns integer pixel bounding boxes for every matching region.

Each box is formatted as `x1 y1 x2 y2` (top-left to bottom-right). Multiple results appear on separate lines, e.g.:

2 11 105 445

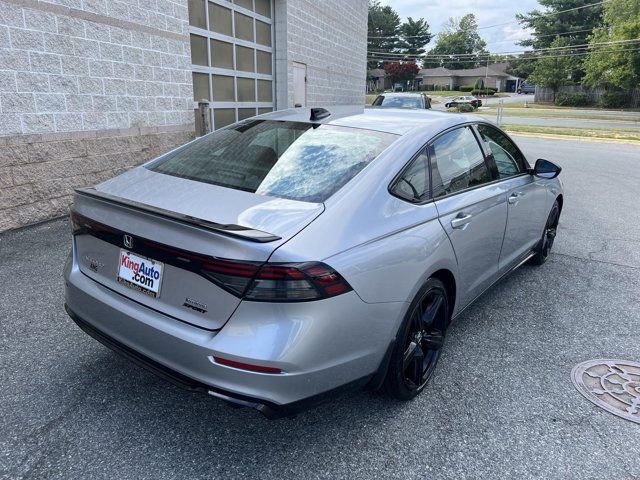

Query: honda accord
64 106 563 418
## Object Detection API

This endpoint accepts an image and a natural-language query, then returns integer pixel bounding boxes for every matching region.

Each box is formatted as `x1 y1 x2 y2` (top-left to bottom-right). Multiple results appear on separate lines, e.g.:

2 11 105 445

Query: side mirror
532 158 561 179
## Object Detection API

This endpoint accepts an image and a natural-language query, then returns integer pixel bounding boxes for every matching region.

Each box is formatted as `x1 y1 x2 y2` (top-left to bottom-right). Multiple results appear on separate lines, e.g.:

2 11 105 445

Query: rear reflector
213 356 282 374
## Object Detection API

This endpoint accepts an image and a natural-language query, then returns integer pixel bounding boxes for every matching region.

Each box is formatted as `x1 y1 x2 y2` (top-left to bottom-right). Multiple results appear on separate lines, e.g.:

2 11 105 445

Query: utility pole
484 57 489 94
496 99 504 127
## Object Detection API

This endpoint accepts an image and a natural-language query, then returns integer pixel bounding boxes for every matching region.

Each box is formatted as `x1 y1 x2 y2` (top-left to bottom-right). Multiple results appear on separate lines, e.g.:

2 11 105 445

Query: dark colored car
517 83 535 94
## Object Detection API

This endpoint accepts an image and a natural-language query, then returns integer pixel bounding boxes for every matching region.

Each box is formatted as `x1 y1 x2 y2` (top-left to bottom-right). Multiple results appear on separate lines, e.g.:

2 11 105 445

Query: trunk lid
73 167 323 330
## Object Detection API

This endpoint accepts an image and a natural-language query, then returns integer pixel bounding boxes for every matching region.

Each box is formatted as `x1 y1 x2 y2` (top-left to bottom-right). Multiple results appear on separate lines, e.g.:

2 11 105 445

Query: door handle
451 213 473 229
508 192 524 204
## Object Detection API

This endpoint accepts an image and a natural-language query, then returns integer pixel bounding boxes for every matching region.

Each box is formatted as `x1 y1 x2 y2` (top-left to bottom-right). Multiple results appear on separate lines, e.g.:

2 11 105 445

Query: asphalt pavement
1 137 639 479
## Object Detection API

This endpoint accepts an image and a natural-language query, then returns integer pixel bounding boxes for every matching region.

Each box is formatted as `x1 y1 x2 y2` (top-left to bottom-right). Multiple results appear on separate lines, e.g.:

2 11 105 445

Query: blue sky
379 0 541 52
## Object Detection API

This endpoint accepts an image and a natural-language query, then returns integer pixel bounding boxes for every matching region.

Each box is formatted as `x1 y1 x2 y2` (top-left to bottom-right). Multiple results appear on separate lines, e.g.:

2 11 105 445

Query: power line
369 27 598 47
479 0 609 30
367 44 640 60
483 28 598 46
367 0 610 39
367 47 640 65
519 28 596 40
367 38 640 59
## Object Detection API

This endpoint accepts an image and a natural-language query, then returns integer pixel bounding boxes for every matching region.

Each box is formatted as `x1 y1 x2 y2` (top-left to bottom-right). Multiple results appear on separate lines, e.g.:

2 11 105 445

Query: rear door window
390 147 430 202
149 120 398 203
429 126 491 197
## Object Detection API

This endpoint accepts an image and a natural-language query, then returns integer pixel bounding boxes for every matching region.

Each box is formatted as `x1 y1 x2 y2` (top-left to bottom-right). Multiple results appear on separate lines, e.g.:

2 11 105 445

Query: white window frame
189 0 275 129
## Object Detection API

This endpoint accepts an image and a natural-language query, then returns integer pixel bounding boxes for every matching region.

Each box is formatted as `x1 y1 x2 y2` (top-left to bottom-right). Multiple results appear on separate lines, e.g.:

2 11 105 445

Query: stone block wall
0 0 196 231
0 126 193 231
0 0 194 134
274 0 367 108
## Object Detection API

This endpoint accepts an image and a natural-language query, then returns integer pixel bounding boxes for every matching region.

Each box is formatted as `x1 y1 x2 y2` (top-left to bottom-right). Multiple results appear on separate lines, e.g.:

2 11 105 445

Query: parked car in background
64 106 563 418
445 96 482 109
517 83 535 94
372 92 431 109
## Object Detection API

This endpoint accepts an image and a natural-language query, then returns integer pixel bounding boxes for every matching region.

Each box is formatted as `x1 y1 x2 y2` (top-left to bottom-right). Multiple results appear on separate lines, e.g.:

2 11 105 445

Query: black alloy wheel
384 278 449 400
531 200 560 265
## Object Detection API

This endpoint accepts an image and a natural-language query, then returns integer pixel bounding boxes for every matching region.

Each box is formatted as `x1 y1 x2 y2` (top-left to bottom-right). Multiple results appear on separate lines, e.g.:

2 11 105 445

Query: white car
445 96 482 108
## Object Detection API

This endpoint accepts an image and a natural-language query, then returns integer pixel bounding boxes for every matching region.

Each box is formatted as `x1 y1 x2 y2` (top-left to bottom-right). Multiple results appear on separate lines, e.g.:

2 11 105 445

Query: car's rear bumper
65 304 377 418
63 250 404 417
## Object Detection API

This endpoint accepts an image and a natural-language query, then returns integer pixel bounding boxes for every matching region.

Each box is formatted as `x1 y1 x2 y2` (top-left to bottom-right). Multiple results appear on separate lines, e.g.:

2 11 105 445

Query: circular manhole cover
571 359 640 424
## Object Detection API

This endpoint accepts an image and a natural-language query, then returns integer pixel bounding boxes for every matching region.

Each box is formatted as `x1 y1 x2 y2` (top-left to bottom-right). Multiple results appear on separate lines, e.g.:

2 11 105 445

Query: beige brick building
419 63 521 92
0 0 367 231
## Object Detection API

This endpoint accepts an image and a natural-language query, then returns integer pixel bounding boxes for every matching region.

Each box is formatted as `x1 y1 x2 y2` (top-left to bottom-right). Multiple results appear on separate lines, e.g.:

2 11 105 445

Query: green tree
398 17 433 56
517 0 605 80
583 0 640 90
367 1 402 69
506 52 538 80
529 36 574 101
424 14 488 69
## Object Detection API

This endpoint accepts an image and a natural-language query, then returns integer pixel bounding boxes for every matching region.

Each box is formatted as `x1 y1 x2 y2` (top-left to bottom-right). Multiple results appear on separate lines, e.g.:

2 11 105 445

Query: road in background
431 94 640 132
1 138 639 479
431 93 529 109
486 115 638 130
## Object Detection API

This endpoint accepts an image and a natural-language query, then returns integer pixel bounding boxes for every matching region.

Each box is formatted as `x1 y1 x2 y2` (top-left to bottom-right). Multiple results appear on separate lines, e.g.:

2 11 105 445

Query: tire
384 278 450 400
445 103 450 108
517 89 522 94
530 200 560 266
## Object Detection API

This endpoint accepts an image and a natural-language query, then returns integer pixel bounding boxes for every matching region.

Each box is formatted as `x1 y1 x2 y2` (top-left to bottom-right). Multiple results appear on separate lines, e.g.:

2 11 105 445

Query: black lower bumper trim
65 304 371 419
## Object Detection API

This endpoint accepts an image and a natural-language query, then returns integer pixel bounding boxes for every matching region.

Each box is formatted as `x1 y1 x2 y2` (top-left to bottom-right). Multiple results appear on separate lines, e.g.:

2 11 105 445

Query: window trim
388 121 533 205
189 0 275 129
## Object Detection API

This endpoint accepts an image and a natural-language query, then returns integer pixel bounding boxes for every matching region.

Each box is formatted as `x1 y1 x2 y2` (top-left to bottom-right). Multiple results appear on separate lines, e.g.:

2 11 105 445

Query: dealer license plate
117 249 164 298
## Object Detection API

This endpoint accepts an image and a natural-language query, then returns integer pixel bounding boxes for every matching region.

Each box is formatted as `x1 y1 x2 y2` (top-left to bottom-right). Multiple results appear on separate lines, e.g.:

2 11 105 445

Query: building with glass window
0 0 367 231
188 0 367 129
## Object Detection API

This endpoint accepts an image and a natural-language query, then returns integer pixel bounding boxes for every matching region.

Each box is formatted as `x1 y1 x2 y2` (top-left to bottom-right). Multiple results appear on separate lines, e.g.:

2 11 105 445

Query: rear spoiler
74 187 281 243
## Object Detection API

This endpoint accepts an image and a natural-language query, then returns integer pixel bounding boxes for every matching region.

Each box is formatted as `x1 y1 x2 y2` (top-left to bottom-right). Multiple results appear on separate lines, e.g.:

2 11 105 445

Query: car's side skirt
451 250 535 322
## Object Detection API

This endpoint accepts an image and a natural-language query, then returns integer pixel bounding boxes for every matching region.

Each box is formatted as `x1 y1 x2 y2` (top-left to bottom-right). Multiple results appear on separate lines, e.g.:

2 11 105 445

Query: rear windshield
149 120 398 203
373 95 423 108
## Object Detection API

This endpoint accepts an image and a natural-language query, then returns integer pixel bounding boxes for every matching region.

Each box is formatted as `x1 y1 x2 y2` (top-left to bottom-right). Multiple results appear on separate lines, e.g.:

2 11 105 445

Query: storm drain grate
571 359 640 424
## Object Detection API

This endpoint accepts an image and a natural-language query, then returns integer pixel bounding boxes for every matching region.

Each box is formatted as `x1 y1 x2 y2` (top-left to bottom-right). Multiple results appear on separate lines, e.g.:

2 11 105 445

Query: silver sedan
64 106 563 417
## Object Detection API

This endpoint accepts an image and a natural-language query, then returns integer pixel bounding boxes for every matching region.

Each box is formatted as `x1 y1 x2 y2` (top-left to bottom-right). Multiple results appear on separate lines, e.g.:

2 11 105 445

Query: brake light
244 262 352 302
204 260 352 301
70 209 117 236
200 258 261 297
70 209 352 302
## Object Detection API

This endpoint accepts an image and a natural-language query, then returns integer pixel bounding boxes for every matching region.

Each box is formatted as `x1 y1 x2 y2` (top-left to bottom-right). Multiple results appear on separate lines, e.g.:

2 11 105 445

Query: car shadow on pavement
51 344 435 476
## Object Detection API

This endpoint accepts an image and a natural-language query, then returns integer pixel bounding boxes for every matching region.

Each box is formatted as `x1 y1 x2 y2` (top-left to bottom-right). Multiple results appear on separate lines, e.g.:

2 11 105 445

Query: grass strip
503 124 640 142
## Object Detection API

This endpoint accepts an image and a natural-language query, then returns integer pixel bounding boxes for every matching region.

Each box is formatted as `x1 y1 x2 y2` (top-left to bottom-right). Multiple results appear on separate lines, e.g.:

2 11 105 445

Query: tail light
71 209 352 302
202 260 352 302
71 209 117 236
